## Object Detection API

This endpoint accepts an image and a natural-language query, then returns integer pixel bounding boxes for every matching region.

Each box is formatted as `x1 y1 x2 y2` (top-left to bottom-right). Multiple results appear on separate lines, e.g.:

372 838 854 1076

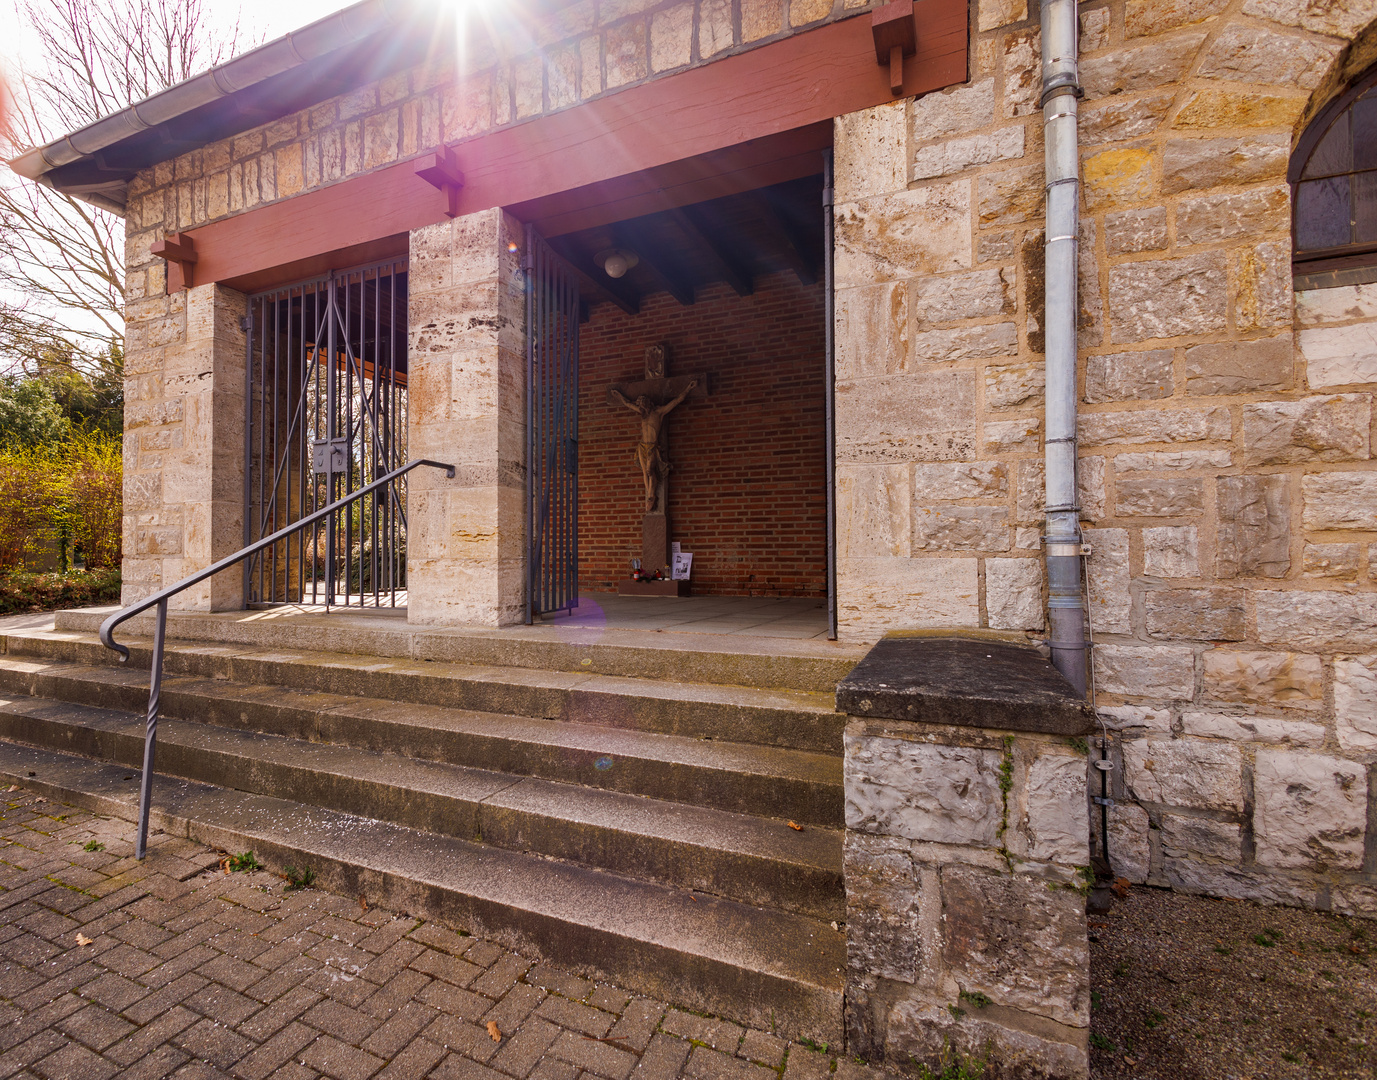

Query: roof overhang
7 0 576 215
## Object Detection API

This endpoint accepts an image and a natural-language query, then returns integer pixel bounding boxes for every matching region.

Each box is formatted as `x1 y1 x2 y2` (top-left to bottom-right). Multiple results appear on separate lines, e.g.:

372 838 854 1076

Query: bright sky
0 0 361 95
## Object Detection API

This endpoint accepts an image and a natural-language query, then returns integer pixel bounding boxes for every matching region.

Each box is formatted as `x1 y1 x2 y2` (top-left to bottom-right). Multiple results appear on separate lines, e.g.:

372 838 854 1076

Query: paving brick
588 986 632 1015
424 1013 503 1062
238 986 323 1042
661 1012 742 1053
408 924 473 957
528 1059 579 1080
175 1016 255 1069
302 965 378 1008
32 1039 117 1080
633 1033 691 1080
122 973 209 1025
104 1004 199 1066
197 953 267 993
433 1054 511 1080
114 1042 190 1080
535 996 614 1038
362 1001 438 1058
310 915 372 947
548 1029 637 1080
359 967 431 1020
737 1030 786 1068
409 948 483 988
522 965 591 1003
481 983 546 1036
0 1031 67 1077
359 939 424 986
54 1003 135 1051
683 1046 776 1080
491 1016 562 1078
376 1037 446 1080
356 917 417 955
300 1033 384 1080
186 982 261 1026
233 1021 318 1080
416 979 491 1021
247 957 325 1005
781 1045 830 1080
302 999 382 1045
471 953 531 999
606 999 665 1054
79 972 150 1012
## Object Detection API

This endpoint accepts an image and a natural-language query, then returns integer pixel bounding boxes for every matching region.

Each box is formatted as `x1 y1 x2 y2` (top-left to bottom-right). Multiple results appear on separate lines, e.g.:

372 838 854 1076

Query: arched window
1292 68 1377 287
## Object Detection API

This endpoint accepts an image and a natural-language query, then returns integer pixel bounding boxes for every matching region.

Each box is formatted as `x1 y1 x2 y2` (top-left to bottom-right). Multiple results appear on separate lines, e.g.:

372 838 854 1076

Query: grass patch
82 839 104 852
226 851 263 873
283 865 316 891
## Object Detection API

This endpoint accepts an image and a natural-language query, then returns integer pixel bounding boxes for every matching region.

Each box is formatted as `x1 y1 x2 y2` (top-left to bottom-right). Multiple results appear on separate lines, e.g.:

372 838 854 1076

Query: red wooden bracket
415 146 465 218
872 0 918 96
151 232 198 291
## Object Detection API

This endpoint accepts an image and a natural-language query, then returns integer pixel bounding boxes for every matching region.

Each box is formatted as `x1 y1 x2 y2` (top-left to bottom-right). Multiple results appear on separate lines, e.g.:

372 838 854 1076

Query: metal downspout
1040 0 1087 696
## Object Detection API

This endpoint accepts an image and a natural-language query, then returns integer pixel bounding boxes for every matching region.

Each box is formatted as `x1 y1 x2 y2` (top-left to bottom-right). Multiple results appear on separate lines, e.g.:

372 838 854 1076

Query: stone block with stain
837 635 1091 1079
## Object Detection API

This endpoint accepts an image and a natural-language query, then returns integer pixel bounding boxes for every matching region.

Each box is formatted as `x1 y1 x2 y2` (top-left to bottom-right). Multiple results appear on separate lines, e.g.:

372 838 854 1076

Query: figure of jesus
610 379 699 512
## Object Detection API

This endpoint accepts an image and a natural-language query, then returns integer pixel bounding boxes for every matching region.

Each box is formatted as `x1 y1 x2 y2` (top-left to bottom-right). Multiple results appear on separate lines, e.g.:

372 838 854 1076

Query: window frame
1291 66 1377 283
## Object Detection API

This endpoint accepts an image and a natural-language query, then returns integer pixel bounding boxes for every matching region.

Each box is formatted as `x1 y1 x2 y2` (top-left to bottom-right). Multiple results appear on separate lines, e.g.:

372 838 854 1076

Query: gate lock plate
312 438 349 477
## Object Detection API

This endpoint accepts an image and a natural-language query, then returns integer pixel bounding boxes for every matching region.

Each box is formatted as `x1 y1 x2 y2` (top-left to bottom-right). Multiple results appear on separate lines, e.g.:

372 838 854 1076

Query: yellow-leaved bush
0 433 121 571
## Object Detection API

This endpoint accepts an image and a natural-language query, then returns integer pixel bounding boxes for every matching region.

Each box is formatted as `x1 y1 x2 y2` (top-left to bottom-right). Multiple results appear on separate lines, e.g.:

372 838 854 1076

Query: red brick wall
578 271 826 597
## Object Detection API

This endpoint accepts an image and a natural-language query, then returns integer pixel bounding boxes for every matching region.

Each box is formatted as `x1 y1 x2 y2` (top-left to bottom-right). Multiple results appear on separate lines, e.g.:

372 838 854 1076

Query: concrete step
0 692 842 919
0 657 842 827
52 606 864 693
3 630 845 753
0 742 845 1043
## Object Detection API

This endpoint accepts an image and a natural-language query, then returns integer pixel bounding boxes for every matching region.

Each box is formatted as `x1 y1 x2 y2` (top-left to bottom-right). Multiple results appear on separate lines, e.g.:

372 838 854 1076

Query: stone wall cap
836 633 1095 735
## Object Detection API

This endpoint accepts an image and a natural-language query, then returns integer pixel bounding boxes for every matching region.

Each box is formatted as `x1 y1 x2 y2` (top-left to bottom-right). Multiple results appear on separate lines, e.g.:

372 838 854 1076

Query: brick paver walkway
0 790 877 1080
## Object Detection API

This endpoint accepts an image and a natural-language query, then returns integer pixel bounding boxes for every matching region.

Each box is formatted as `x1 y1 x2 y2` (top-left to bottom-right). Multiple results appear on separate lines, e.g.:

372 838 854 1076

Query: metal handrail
99 457 455 858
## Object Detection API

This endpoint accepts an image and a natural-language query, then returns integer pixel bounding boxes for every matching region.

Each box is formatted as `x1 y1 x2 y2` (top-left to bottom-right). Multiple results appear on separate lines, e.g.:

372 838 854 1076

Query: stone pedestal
406 208 526 626
642 512 669 574
837 633 1095 1080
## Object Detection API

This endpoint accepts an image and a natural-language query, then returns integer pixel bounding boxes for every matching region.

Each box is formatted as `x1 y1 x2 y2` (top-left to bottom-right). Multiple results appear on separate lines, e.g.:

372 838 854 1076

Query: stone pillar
407 207 526 626
123 282 247 611
837 634 1094 1079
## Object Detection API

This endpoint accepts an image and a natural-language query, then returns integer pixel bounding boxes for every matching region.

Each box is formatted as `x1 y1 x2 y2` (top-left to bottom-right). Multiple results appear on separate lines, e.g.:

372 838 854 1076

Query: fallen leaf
1110 878 1131 899
75 933 94 947
1123 1058 1136 1067
359 894 368 912
486 1021 502 1042
788 821 803 831
4 785 16 792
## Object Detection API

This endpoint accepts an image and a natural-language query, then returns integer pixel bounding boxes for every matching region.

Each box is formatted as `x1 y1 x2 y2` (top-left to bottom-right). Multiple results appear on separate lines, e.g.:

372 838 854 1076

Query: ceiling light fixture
594 248 640 279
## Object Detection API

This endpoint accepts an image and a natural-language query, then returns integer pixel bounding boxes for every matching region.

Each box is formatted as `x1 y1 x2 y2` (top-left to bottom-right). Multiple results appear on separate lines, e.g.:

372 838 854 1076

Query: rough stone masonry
837 634 1096 1079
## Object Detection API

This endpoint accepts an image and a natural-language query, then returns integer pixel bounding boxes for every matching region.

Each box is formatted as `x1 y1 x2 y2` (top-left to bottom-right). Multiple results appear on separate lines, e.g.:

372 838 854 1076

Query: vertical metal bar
570 260 580 614
823 150 838 642
134 598 168 861
525 225 535 624
243 300 255 606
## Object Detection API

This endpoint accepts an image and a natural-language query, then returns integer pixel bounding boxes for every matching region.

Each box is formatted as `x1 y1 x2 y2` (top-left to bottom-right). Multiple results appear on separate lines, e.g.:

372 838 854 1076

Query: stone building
10 0 1377 1073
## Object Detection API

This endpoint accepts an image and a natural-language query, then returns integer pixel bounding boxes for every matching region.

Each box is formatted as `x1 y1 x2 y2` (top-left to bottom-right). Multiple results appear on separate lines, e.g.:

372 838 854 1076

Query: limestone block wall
844 715 1090 1075
834 0 1377 912
122 277 246 609
406 208 528 626
118 0 872 270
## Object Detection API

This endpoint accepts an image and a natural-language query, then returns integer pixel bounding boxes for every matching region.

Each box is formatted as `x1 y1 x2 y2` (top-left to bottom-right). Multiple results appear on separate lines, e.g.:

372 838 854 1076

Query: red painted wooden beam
171 0 967 294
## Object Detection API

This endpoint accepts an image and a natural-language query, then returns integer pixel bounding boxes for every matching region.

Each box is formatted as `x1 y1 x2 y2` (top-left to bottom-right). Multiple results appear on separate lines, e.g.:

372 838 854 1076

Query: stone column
406 207 526 626
123 282 247 611
838 634 1094 1079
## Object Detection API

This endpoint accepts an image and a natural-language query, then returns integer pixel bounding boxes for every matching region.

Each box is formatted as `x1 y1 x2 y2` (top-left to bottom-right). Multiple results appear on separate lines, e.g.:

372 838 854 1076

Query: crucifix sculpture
610 379 698 513
606 344 707 581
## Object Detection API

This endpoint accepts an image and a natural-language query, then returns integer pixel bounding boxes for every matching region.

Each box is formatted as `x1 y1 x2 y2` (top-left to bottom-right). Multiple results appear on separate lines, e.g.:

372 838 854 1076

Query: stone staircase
0 614 864 1043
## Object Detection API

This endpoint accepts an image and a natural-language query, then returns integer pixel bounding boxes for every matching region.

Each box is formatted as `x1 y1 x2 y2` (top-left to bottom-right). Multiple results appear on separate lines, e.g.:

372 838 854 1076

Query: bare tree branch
0 0 251 378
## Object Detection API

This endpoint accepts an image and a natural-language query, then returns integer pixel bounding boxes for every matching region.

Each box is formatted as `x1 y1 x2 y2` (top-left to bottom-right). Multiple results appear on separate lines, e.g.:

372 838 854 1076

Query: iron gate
525 226 580 622
243 260 409 608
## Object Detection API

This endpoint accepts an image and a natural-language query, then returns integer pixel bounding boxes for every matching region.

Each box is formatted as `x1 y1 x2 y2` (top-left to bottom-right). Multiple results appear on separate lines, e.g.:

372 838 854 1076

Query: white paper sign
672 552 693 580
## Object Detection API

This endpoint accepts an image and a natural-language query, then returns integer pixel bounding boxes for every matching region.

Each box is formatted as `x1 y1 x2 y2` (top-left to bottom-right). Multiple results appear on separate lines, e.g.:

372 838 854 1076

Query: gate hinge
240 315 252 332
1092 796 1114 807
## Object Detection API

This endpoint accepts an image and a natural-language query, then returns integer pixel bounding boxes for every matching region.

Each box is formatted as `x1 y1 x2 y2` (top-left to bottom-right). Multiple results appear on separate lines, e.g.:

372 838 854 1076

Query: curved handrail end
99 613 131 663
